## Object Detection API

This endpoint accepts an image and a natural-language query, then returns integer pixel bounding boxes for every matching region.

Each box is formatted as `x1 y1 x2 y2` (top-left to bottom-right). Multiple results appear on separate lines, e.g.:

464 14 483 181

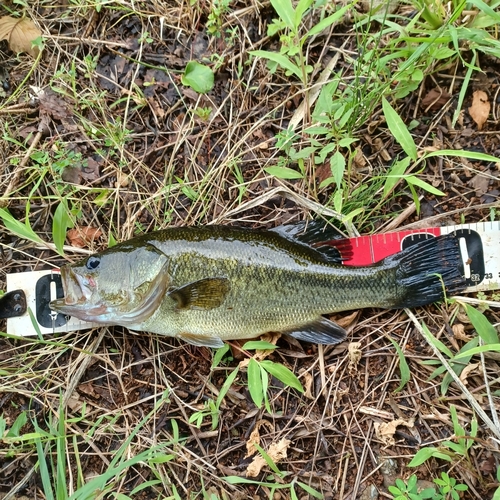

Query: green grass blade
249 50 303 80
388 337 410 392
247 358 264 408
464 304 499 344
382 97 417 160
270 0 296 30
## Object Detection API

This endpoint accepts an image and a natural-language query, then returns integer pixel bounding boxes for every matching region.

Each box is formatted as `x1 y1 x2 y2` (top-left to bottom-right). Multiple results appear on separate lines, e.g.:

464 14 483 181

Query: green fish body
51 223 465 347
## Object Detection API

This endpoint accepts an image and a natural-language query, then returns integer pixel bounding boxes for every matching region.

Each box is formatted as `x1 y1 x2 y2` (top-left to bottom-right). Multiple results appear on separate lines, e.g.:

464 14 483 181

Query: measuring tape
3 221 499 337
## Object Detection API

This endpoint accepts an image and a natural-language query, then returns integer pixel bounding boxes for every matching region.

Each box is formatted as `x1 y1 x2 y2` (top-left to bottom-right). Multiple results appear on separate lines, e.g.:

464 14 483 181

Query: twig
405 308 500 440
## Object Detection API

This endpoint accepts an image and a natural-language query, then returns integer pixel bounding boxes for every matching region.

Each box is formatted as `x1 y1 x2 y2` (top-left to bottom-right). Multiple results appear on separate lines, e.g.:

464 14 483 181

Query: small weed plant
389 472 468 500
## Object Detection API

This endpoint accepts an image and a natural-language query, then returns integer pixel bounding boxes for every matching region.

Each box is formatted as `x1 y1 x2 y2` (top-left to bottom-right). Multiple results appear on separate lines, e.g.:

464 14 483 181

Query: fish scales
51 224 466 347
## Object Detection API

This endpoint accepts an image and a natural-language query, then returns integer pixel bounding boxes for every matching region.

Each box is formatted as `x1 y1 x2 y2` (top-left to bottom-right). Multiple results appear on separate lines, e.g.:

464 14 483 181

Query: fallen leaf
459 362 480 385
468 90 490 130
0 16 42 56
374 418 414 447
245 419 274 458
469 173 490 197
299 368 314 399
452 323 471 342
38 88 72 121
246 438 291 477
422 87 451 110
348 341 362 374
67 227 103 248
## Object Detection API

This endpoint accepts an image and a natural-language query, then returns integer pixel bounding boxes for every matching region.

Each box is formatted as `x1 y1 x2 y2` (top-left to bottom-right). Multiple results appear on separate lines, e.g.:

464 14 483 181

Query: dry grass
1 0 500 499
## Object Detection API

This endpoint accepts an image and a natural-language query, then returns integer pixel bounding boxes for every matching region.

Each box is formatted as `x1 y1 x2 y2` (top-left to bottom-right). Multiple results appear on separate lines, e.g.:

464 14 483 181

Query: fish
50 222 466 348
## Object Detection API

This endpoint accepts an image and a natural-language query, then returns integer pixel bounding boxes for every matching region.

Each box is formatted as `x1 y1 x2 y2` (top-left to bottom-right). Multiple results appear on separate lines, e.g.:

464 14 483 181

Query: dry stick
0 131 42 208
405 308 500 440
480 345 500 431
4 328 107 500
398 201 500 230
219 185 359 236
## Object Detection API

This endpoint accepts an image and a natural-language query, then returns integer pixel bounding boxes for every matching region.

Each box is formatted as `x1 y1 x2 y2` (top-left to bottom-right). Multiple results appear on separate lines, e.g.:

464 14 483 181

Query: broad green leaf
408 447 451 467
6 412 27 438
242 341 277 351
423 149 499 163
254 443 282 474
247 358 264 408
440 337 479 394
249 50 302 80
264 165 303 179
330 150 345 186
454 343 500 359
405 175 445 196
212 344 230 368
464 304 499 344
215 367 239 409
53 200 74 256
296 482 323 499
382 97 417 160
421 322 454 358
260 360 303 392
0 208 44 245
306 3 353 37
383 157 411 197
181 62 214 94
295 0 314 28
270 0 296 30
388 337 410 392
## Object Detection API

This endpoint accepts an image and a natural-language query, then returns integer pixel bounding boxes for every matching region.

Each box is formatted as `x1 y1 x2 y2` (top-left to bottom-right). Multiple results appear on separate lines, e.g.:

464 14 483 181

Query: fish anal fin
168 278 230 310
284 317 346 345
179 332 225 348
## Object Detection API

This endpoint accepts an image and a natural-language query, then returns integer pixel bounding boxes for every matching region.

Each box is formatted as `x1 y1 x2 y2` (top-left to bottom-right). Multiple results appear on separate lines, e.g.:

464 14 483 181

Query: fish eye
86 256 101 270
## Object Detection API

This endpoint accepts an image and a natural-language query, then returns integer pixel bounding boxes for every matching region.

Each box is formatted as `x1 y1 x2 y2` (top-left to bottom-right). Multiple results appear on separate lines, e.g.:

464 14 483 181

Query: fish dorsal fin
179 332 225 348
168 278 231 310
269 221 346 263
284 317 346 345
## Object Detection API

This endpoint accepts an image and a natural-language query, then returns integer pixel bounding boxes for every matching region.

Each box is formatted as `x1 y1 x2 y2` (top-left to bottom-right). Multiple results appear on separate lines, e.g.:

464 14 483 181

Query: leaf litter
0 16 41 56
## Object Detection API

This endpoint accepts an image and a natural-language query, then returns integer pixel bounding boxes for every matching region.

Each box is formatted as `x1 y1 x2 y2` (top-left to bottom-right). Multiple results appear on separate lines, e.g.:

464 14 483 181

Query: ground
0 0 500 499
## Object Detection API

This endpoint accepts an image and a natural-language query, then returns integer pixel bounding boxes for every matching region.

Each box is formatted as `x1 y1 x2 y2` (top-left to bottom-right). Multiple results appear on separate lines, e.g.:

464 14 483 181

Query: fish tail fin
387 233 466 308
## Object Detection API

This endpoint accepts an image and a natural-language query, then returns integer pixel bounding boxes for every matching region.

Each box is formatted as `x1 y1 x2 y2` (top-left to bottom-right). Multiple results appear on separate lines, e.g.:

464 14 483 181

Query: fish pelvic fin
178 332 225 348
285 317 347 345
168 277 231 310
388 233 466 308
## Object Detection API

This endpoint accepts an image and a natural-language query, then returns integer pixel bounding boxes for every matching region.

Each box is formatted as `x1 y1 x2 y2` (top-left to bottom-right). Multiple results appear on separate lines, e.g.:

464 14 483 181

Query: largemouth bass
50 223 466 347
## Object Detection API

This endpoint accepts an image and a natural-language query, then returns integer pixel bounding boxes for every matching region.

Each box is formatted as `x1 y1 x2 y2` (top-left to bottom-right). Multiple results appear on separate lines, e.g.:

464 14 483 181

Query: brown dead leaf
246 438 291 477
38 89 72 121
67 227 103 248
348 341 362 374
245 419 274 457
299 367 314 399
374 418 414 447
452 323 471 342
469 173 490 197
459 362 480 385
0 16 42 57
468 90 490 130
422 88 451 110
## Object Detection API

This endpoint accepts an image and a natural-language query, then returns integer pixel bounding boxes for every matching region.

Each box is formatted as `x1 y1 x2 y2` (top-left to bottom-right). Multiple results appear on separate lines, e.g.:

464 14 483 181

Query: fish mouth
50 266 94 315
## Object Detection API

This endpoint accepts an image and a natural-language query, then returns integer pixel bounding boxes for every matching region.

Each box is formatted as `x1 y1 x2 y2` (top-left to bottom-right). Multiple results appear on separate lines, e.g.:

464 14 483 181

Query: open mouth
50 266 89 312
61 266 87 305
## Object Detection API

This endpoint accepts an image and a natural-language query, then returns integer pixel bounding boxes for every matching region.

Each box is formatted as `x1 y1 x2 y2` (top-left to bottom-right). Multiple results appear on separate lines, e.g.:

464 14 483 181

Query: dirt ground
1 0 500 499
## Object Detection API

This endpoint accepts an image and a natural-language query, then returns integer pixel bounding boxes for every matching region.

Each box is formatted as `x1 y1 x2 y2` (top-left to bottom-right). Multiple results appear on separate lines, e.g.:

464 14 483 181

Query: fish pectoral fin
168 278 230 310
179 332 225 348
284 317 346 345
